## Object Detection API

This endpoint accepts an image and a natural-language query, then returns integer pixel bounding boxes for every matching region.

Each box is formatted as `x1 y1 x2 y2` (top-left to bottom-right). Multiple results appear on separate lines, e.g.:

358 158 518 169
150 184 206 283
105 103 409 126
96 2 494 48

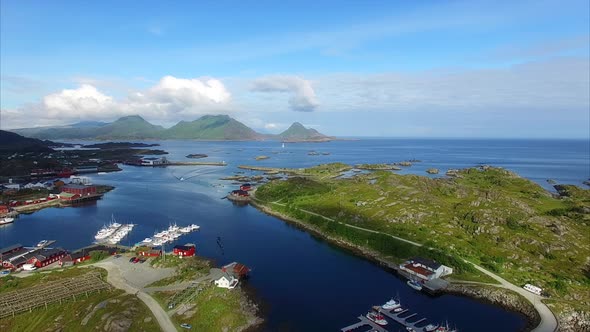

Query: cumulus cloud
1 76 232 128
251 76 319 112
43 84 119 119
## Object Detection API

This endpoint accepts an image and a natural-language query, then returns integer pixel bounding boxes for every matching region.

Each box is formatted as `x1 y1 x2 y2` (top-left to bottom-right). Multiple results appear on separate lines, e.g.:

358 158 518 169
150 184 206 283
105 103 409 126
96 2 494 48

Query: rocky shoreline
249 199 542 330
445 284 540 331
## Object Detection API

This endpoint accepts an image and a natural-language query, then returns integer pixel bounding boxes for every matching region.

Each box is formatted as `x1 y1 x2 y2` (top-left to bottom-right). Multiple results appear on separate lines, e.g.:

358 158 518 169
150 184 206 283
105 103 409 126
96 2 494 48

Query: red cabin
62 184 97 196
239 183 252 191
173 245 195 257
139 249 162 257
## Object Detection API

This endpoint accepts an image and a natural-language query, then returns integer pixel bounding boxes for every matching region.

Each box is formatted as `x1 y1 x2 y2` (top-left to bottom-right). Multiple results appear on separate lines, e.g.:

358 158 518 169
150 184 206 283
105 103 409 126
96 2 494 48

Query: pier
340 315 388 332
377 306 431 330
340 306 433 332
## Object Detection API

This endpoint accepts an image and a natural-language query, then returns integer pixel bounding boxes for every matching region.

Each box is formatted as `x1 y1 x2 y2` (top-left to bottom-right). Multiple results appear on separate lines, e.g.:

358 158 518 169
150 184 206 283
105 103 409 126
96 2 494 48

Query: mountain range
10 115 333 142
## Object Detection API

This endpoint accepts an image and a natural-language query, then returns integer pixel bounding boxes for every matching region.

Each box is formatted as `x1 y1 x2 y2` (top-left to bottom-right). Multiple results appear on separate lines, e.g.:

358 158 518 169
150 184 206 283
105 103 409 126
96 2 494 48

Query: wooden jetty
340 306 432 332
377 306 430 330
340 315 388 332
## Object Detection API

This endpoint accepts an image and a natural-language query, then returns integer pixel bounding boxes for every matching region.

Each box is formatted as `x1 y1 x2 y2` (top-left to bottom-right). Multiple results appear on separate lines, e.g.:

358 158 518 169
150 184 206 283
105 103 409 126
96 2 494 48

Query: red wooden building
62 184 97 196
231 190 249 197
0 205 9 215
239 183 252 191
173 245 195 257
139 249 162 257
222 262 250 279
26 248 68 268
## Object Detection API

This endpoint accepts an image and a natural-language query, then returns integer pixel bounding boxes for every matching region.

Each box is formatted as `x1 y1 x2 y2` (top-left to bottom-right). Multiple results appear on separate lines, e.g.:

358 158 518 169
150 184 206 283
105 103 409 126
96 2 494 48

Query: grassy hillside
0 130 54 153
254 164 590 313
278 122 329 140
162 115 260 140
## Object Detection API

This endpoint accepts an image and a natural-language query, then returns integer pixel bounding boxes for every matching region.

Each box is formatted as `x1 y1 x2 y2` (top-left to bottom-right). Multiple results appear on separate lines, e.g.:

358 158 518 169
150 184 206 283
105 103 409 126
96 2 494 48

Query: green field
0 267 159 332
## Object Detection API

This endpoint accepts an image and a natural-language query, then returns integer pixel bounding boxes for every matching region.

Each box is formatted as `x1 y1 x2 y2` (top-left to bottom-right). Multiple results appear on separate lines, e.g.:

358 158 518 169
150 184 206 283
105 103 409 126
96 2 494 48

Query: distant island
10 114 336 142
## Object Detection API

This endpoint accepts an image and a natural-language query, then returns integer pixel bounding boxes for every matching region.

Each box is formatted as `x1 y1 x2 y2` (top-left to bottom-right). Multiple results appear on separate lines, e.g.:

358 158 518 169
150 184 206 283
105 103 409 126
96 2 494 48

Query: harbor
341 301 456 332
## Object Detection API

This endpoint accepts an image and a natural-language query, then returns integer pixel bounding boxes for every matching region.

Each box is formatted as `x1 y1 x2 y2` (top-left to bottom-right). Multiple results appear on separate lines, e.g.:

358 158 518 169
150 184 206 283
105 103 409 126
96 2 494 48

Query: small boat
424 324 439 332
0 217 14 225
142 238 153 243
382 297 401 310
407 279 423 291
407 328 415 332
393 307 403 313
36 240 48 247
434 321 457 332
366 311 388 326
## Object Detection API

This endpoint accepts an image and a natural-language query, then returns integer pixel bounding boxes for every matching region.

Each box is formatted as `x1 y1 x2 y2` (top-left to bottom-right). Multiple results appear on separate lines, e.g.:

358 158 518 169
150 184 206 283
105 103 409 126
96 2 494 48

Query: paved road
94 261 177 332
265 200 558 332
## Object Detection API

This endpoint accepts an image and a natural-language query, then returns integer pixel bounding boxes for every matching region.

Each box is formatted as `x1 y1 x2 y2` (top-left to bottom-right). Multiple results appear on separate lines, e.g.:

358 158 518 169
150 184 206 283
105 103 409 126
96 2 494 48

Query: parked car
129 257 137 263
180 323 192 329
114 254 121 258
0 270 10 276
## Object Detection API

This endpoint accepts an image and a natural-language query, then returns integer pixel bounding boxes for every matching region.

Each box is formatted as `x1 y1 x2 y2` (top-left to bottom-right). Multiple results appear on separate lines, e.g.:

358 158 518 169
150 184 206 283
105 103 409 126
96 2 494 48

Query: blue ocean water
1 138 588 331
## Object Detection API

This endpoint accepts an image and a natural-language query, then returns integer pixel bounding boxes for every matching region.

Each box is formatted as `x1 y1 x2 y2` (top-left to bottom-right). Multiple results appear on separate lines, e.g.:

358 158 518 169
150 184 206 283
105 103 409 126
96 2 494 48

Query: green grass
146 256 211 288
255 164 590 308
154 283 256 331
0 267 159 331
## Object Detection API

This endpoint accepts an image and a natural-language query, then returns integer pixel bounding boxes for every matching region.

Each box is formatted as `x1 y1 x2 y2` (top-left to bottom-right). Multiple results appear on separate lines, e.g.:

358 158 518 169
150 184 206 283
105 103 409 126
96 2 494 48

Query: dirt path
261 199 558 332
94 261 177 332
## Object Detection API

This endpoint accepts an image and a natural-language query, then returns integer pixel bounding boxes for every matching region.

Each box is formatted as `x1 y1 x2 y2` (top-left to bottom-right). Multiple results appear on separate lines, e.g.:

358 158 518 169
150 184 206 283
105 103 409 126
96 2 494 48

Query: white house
141 157 167 166
214 274 239 289
399 257 453 281
69 176 92 185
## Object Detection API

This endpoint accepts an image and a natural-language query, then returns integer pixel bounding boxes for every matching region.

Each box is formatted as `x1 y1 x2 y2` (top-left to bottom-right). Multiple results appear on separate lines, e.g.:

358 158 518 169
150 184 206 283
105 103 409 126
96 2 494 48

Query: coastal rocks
393 161 413 166
426 168 439 174
446 169 460 177
255 155 269 160
446 284 540 329
557 309 590 332
355 164 401 171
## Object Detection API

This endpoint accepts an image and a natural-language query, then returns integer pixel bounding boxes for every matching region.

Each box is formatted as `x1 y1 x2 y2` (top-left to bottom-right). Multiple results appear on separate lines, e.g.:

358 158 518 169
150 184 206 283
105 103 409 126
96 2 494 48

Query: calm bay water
1 138 588 331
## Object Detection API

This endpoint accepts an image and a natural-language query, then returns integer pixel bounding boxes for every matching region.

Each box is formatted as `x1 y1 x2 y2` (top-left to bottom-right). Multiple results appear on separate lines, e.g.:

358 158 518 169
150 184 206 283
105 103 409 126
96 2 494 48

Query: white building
141 157 167 166
214 274 239 289
69 176 92 185
399 257 453 281
523 284 543 296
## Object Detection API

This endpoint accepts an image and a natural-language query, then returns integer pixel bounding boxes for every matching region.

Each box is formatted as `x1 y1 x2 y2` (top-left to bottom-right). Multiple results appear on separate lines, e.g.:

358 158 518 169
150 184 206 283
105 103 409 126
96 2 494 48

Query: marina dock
340 306 433 332
341 315 388 332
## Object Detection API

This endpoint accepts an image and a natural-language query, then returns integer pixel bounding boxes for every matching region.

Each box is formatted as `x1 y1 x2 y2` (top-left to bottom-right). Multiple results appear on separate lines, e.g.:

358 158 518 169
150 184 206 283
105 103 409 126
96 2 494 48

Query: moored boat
366 311 388 326
382 297 401 310
0 217 14 225
424 323 439 332
407 279 423 291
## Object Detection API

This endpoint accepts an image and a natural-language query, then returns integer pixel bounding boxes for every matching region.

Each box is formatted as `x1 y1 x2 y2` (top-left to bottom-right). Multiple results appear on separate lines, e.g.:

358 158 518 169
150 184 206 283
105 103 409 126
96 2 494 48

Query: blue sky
1 0 589 137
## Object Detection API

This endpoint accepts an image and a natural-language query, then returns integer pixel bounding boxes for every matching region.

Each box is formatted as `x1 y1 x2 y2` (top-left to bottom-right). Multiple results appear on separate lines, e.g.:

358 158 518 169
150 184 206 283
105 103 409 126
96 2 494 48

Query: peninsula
249 163 590 331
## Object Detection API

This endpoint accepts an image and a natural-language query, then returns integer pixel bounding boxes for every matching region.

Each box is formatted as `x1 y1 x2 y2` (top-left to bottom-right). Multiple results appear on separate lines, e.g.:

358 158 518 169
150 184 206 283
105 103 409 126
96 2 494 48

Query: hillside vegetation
255 164 590 315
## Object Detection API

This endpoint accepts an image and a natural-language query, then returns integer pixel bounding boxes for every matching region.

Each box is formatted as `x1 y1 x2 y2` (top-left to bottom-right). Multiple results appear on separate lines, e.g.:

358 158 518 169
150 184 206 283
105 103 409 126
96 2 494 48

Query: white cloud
1 76 232 129
43 84 118 119
251 76 319 112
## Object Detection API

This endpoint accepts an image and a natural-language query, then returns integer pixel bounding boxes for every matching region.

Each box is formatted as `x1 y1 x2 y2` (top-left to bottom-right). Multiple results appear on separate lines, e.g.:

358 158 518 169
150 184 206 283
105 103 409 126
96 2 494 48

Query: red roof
403 263 434 277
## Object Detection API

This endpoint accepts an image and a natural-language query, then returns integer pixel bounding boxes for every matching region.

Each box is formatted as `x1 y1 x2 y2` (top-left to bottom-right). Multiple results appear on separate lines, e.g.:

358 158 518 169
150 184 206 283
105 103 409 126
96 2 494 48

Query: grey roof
0 244 23 255
410 257 442 270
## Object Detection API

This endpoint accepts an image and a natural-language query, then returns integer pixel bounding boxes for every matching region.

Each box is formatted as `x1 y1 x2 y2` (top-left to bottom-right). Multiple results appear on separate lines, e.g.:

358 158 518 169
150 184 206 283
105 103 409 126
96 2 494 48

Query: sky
1 0 589 138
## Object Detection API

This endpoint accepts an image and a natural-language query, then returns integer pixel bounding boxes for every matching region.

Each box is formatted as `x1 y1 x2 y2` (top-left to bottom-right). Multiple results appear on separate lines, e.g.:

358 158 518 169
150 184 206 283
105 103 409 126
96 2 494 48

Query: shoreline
249 199 540 330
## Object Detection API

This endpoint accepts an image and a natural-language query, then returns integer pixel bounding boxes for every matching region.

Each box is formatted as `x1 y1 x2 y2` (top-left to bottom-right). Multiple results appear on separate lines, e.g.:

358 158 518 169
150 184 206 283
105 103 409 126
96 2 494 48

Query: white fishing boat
142 237 153 243
366 311 388 326
424 324 439 332
382 297 401 310
36 240 49 247
0 217 15 225
407 279 422 291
